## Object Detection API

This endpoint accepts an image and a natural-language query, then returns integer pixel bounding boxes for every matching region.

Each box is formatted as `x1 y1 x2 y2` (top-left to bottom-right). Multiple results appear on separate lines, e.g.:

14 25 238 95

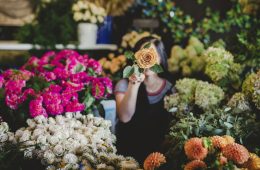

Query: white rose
97 16 104 23
24 149 33 159
53 144 64 156
46 165 56 170
34 115 47 124
32 128 44 139
15 128 24 138
47 136 59 145
26 119 36 128
74 12 83 22
37 135 47 145
63 153 78 164
0 133 8 142
48 117 56 124
43 150 55 164
77 1 85 9
72 4 80 12
7 132 14 142
0 122 9 133
56 115 65 125
65 112 73 119
19 130 31 142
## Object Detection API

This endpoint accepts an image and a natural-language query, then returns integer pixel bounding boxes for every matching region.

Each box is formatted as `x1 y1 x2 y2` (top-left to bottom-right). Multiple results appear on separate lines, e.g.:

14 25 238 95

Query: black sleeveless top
116 83 173 164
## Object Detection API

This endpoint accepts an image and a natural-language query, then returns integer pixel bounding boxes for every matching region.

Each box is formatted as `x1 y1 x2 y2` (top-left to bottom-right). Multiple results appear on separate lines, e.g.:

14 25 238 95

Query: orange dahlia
184 138 208 160
211 136 227 149
143 152 166 170
242 153 260 170
184 160 207 170
222 135 235 145
222 143 250 165
219 155 228 165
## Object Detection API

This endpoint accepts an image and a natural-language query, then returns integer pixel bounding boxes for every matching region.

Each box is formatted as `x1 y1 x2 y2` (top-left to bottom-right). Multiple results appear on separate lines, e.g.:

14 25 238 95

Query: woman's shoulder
114 79 129 94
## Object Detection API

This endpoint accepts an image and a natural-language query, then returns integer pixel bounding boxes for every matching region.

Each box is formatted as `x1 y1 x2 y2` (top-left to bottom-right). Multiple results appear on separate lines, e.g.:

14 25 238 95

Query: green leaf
150 64 164 73
123 66 134 78
124 51 135 60
202 137 212 149
143 42 152 49
75 63 86 73
43 64 55 71
133 65 141 75
83 93 95 110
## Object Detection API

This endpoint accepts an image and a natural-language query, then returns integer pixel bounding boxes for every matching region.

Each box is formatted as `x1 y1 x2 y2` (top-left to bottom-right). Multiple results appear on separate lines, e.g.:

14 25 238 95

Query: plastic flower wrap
168 37 205 76
0 50 113 130
182 136 255 169
164 78 224 116
99 54 127 81
120 31 161 50
242 70 260 110
12 113 139 169
88 0 134 16
203 47 243 90
72 0 106 24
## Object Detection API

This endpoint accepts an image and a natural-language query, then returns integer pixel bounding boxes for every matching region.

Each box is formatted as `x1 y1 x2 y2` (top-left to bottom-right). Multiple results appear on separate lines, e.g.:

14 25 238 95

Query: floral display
143 152 166 170
88 0 134 16
98 54 127 81
227 92 252 114
72 0 106 24
168 37 205 76
123 45 163 78
0 113 140 169
164 78 224 116
120 31 161 51
0 50 112 130
203 47 242 90
181 136 260 169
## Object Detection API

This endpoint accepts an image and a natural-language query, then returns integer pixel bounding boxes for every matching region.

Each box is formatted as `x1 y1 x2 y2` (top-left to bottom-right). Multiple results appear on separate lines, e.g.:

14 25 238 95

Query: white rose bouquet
72 0 106 24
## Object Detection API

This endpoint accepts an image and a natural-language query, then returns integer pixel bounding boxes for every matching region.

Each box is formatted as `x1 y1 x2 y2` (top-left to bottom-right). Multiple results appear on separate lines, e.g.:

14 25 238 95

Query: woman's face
142 44 161 77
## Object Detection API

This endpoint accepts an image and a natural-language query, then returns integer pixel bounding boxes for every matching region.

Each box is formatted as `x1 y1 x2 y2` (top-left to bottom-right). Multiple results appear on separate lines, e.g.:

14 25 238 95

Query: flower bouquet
182 136 260 170
123 43 163 78
0 50 112 130
72 0 107 46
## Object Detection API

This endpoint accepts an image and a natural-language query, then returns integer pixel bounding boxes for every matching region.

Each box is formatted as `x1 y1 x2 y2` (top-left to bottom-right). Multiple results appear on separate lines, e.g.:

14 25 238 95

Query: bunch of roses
164 78 224 117
183 136 260 170
12 113 139 169
0 50 113 119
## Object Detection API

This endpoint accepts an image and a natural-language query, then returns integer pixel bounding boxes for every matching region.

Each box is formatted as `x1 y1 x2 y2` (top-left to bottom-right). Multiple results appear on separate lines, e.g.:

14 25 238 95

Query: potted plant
72 0 106 46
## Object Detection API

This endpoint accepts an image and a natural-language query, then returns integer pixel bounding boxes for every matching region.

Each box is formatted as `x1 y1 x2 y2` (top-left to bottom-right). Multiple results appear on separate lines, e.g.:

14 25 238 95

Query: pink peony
2 69 33 81
29 96 48 118
53 67 69 80
61 92 78 106
5 80 26 94
21 56 40 71
65 101 85 112
62 81 84 93
5 93 22 110
0 75 4 88
70 72 91 84
86 58 102 74
39 51 56 65
40 71 56 82
100 77 113 96
21 88 36 102
47 84 63 93
42 92 62 105
91 79 105 99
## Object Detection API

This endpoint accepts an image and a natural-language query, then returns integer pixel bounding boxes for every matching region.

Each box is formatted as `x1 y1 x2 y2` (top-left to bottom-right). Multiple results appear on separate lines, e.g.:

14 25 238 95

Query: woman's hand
129 73 145 85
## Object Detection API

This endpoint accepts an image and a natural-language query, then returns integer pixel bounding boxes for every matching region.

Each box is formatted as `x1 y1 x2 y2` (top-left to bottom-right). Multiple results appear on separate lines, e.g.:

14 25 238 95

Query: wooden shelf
0 41 118 51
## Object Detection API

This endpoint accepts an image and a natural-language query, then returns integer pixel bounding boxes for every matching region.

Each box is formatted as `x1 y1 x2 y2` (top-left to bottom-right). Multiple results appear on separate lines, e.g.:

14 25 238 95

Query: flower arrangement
168 37 205 76
0 50 112 130
164 78 224 117
143 152 166 170
0 113 140 169
88 0 134 16
123 44 163 78
182 136 260 169
203 47 243 90
120 31 161 50
98 54 127 81
72 0 106 24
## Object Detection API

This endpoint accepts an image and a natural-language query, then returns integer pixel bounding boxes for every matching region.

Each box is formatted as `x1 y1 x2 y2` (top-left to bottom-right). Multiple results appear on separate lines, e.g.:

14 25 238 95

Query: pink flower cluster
0 50 112 118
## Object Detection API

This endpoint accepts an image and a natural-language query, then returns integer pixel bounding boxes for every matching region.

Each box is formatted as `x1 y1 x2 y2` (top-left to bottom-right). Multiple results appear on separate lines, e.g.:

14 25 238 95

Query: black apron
116 84 172 164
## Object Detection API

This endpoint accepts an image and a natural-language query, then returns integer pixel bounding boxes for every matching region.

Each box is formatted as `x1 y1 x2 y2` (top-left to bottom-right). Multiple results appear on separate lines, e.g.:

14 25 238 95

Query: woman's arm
115 74 145 123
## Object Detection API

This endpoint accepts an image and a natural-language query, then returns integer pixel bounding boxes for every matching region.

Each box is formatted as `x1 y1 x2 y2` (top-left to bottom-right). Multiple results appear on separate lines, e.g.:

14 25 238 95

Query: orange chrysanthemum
184 160 207 170
211 136 227 149
184 138 208 160
222 143 250 165
143 152 166 170
222 135 235 145
242 153 260 170
219 155 228 165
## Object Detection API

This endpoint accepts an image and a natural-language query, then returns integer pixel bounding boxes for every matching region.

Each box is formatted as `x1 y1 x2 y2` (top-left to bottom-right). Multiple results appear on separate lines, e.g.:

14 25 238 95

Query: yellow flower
242 153 260 170
135 48 159 69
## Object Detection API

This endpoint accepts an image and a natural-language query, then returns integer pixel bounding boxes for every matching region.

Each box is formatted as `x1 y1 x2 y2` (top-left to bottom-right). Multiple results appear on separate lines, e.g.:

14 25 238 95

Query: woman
115 36 174 163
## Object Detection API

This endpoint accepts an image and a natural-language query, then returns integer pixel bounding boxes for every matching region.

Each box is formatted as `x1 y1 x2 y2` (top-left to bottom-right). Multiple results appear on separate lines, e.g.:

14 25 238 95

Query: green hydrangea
242 70 260 110
168 37 205 76
227 92 251 114
165 78 225 116
203 47 242 90
195 81 225 110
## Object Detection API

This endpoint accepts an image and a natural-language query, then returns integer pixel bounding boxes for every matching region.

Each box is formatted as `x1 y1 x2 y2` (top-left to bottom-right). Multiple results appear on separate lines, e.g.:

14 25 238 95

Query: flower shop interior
0 0 259 170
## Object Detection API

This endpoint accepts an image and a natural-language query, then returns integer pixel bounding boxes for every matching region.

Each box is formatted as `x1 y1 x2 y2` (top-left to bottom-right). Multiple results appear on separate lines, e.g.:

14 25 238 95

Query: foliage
16 0 76 47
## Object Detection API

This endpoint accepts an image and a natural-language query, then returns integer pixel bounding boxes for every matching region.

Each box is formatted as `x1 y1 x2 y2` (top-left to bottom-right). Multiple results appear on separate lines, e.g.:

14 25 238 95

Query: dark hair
134 36 171 81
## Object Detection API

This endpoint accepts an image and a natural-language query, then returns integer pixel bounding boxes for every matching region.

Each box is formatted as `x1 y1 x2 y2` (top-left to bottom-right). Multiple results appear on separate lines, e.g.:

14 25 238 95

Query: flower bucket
97 16 113 44
78 23 98 46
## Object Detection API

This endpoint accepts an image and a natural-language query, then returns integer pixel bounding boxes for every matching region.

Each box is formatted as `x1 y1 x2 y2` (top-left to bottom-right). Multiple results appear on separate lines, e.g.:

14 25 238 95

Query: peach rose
135 48 159 69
